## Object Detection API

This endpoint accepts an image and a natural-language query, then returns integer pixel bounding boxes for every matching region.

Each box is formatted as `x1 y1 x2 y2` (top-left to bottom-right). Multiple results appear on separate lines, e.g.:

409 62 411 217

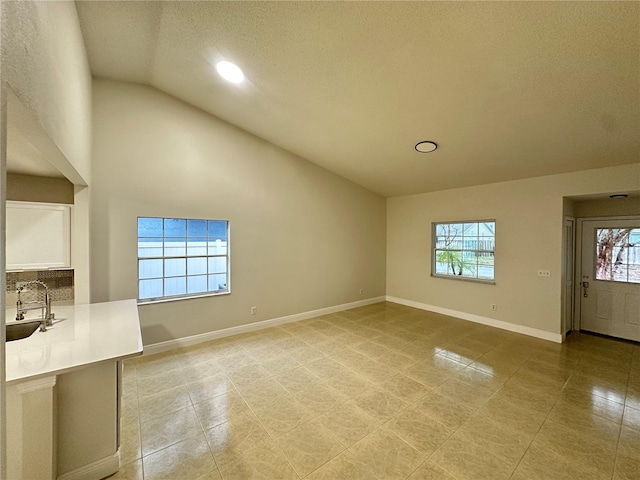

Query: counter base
57 451 119 480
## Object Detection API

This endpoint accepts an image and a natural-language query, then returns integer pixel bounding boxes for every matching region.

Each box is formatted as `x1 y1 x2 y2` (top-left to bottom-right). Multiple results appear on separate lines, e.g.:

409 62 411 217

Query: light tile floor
112 302 640 480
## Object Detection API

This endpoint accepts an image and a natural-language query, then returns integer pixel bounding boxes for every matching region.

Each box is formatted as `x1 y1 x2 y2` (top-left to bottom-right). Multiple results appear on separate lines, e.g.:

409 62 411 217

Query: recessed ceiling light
415 141 438 153
609 194 628 199
216 61 244 84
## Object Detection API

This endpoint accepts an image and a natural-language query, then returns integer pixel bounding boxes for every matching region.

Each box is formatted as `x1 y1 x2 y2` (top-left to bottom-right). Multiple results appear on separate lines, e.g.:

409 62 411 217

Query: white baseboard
144 296 386 356
386 296 563 343
57 450 119 480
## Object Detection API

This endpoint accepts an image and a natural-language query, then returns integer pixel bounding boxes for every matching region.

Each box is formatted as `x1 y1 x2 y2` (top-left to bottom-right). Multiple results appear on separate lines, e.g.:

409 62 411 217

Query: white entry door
580 219 640 341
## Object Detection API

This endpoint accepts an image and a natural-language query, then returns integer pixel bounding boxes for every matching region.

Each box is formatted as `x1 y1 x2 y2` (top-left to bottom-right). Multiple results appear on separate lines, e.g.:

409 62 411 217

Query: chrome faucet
16 280 55 331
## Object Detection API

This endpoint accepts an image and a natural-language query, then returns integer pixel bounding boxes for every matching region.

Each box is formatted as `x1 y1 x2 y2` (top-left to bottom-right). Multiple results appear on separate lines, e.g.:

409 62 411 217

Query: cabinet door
6 201 71 270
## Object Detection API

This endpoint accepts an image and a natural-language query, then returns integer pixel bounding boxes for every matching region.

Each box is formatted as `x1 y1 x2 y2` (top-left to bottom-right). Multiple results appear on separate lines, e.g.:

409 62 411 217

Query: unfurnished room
1 1 639 480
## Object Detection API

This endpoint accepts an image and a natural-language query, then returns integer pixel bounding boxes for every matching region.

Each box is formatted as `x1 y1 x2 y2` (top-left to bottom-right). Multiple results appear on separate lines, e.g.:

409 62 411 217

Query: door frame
574 215 640 333
561 216 575 338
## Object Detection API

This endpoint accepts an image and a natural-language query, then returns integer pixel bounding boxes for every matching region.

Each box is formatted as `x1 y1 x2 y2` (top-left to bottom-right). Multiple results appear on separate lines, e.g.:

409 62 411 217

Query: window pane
164 218 186 237
208 221 228 241
187 238 207 256
461 252 477 278
165 258 186 277
138 237 163 258
138 217 163 237
164 239 186 257
449 238 463 250
187 219 207 237
630 247 640 283
595 227 635 282
478 265 494 280
138 216 230 301
435 235 448 249
208 256 227 274
478 253 494 266
612 265 628 283
463 223 478 236
435 261 449 275
208 239 227 256
478 237 495 252
187 257 207 275
436 224 448 237
597 228 612 247
208 274 227 291
596 260 613 281
433 220 495 282
164 277 186 296
435 250 462 275
480 222 495 235
139 259 162 279
461 268 476 278
449 223 463 238
613 245 627 265
139 279 162 299
187 275 208 294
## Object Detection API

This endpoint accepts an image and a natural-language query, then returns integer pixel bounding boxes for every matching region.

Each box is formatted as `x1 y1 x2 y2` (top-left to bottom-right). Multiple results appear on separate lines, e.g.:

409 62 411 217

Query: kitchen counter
6 299 143 480
5 299 143 384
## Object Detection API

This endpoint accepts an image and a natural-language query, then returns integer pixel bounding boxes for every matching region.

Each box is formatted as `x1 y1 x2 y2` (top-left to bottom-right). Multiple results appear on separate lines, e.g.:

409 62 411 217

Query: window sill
138 290 230 305
431 274 495 285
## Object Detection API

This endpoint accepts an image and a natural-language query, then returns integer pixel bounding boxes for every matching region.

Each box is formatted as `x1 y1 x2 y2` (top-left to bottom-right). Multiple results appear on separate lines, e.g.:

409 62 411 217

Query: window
595 228 640 283
137 217 230 302
432 220 495 282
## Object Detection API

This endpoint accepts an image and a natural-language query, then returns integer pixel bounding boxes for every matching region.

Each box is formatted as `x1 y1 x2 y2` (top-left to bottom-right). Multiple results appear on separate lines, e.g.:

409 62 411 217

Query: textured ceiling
76 1 640 197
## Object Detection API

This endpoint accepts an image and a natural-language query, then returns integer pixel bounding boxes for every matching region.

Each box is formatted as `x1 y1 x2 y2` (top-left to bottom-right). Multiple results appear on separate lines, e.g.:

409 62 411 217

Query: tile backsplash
6 270 74 306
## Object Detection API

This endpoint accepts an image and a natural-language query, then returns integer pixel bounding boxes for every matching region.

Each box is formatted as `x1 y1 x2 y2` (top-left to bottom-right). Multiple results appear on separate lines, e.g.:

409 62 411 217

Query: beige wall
2 0 92 303
387 164 640 336
6 174 74 204
572 196 640 218
2 0 91 185
563 197 575 218
91 80 386 344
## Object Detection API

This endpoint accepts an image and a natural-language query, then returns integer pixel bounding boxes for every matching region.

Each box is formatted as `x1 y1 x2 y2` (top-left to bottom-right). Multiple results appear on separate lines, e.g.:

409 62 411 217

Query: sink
6 321 41 342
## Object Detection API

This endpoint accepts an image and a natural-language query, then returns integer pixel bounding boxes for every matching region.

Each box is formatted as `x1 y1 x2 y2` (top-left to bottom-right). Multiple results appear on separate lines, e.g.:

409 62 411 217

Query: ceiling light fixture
415 141 438 153
609 194 628 199
216 61 244 84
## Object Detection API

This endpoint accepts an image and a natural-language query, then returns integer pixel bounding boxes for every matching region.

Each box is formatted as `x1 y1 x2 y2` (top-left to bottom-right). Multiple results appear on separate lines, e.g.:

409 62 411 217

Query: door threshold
579 329 640 346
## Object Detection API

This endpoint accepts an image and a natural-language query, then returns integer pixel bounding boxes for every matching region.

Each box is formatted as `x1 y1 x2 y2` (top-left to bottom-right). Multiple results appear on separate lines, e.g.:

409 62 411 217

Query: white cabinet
6 201 71 271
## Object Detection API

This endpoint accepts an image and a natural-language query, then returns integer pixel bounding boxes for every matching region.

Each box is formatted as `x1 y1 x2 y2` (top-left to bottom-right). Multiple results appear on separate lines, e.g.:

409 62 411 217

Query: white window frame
432 219 496 284
137 216 230 304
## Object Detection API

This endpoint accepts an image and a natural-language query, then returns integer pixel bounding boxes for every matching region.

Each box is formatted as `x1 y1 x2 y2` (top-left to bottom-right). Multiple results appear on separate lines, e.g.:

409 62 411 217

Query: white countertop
5 299 143 384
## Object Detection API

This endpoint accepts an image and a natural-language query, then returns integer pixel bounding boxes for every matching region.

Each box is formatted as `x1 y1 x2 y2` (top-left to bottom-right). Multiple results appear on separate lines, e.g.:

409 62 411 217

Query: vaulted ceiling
76 1 639 197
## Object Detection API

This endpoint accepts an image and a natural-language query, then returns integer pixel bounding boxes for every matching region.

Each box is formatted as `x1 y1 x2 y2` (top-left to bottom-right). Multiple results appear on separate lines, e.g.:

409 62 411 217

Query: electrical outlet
491 304 497 311
537 270 551 277
359 288 364 295
251 306 257 315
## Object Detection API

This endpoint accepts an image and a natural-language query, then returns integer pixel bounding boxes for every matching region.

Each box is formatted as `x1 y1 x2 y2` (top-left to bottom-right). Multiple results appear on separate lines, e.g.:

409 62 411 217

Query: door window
595 228 640 283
